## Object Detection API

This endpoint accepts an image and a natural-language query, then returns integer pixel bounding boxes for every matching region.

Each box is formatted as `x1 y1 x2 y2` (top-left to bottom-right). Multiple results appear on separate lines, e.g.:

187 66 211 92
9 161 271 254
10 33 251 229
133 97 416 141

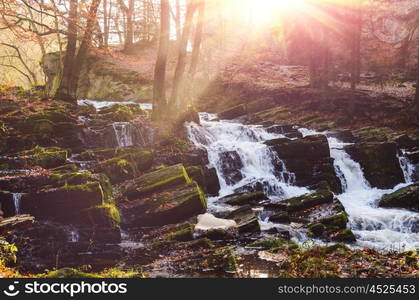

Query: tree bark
152 0 170 121
350 3 362 90
170 0 198 112
189 0 205 77
69 0 101 100
54 0 78 102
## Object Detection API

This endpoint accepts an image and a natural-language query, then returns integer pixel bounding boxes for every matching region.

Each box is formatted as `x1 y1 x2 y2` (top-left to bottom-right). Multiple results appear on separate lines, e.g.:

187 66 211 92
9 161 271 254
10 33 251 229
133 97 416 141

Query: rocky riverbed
0 97 418 278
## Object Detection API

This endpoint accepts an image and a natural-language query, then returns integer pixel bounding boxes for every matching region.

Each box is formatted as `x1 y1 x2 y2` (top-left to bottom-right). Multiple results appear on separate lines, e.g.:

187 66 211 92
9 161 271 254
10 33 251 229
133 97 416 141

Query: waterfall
68 230 80 243
112 122 134 147
301 130 419 252
12 193 22 215
187 114 309 212
398 150 415 183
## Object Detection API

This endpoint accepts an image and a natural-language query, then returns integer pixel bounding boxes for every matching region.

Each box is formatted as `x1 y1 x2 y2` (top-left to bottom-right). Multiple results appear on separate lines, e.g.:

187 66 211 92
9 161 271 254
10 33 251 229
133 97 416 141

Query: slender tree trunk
350 3 362 90
69 0 101 100
170 0 198 111
103 0 109 49
175 0 181 42
125 0 135 50
54 0 78 102
189 0 205 77
152 0 170 121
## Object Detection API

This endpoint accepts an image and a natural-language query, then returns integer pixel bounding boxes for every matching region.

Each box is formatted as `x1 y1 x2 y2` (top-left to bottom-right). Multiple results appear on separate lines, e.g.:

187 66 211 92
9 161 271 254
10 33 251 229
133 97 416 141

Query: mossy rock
123 164 190 200
93 150 153 184
269 211 290 224
22 181 106 223
308 223 326 237
282 189 334 213
318 212 348 230
226 205 260 234
186 166 205 188
165 224 195 242
223 191 267 206
49 171 113 203
123 181 206 227
50 164 78 173
332 229 356 242
0 146 68 170
379 184 419 212
346 142 404 189
248 238 288 250
84 204 121 228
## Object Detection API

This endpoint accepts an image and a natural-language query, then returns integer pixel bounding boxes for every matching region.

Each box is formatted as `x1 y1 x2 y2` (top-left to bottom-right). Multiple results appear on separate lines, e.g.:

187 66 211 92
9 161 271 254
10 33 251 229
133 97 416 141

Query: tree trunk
152 0 170 121
125 0 135 50
350 3 362 90
175 0 181 42
54 0 78 102
69 0 101 100
189 0 205 77
170 0 198 112
103 0 109 49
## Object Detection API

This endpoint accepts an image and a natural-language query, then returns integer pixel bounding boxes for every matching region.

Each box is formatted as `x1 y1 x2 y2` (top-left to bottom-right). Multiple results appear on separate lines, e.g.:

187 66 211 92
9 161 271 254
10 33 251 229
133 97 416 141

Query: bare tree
152 0 170 121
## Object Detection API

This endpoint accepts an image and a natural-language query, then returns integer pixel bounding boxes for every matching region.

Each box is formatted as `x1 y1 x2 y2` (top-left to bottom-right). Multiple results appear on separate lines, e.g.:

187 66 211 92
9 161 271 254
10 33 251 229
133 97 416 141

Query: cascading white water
187 114 309 213
68 230 80 243
398 150 415 184
112 122 134 147
300 129 419 252
12 193 22 215
187 115 419 251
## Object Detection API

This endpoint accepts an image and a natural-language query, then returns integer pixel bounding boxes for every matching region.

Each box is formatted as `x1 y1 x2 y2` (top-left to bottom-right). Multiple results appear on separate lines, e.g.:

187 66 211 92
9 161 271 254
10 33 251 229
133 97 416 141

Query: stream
187 113 419 252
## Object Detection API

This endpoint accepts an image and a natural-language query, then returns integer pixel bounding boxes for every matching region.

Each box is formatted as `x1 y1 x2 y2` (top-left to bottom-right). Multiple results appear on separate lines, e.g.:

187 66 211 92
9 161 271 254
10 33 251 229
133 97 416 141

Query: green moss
318 212 348 230
308 223 326 237
86 204 121 227
165 224 195 242
45 268 98 278
50 171 96 186
249 238 287 249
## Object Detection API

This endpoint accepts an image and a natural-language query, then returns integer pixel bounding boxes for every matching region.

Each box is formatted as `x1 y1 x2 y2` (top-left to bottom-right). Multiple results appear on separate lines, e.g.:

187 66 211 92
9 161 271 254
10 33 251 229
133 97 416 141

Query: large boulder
0 146 68 170
266 135 342 193
226 205 260 234
307 212 356 243
221 191 267 206
20 182 105 222
122 164 191 200
92 150 153 183
346 142 404 189
279 189 334 213
122 181 206 227
379 184 419 212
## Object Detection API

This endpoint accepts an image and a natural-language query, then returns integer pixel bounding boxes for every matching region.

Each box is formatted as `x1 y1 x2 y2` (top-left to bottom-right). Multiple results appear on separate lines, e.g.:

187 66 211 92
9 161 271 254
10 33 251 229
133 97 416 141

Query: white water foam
78 99 152 110
112 122 134 147
12 193 22 215
187 116 310 214
301 129 419 252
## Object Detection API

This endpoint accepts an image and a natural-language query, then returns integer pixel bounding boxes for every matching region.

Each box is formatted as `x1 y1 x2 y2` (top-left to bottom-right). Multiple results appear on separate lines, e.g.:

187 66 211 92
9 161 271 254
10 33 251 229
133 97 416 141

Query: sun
247 0 309 25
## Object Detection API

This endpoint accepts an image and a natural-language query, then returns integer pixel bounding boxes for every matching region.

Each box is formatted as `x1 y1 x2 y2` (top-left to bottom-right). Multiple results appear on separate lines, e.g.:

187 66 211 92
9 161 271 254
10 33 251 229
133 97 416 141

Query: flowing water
112 122 134 147
12 193 22 215
187 114 419 252
78 99 152 110
187 114 310 213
